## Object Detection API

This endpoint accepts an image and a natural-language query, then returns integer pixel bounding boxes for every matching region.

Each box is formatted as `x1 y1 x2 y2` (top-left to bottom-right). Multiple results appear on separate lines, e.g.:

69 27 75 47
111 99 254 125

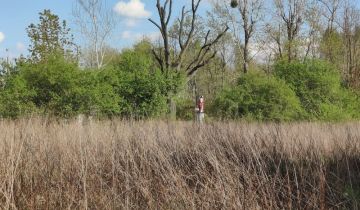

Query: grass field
0 118 359 209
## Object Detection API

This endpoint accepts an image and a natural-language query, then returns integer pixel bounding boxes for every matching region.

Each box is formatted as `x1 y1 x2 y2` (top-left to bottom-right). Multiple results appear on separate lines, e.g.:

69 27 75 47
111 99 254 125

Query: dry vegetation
0 118 359 209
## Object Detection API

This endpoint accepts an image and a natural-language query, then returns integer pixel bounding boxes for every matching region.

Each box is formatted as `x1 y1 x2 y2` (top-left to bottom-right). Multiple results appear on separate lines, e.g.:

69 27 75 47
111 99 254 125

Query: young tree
73 0 116 69
208 1 243 66
274 0 306 61
264 23 285 60
316 0 343 63
229 0 264 73
209 0 265 73
26 10 78 63
318 0 343 31
340 1 360 86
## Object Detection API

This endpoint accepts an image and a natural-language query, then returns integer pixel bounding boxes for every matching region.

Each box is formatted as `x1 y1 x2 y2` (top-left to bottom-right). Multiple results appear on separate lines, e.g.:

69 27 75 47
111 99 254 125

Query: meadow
0 118 359 209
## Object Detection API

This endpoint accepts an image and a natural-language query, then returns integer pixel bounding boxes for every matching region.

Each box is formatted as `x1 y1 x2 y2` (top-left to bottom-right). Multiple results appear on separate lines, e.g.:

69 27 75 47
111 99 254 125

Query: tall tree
73 0 116 69
148 0 229 78
340 1 360 86
316 0 343 63
274 0 306 61
230 0 264 73
318 0 343 31
209 0 264 73
26 10 78 63
207 2 242 71
302 1 322 59
264 22 285 60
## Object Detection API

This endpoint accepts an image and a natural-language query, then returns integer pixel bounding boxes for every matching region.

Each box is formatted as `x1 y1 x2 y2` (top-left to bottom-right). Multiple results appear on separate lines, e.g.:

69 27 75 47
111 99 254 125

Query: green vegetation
211 71 304 121
2 1 360 209
274 60 360 121
1 9 360 122
213 60 360 121
0 43 173 119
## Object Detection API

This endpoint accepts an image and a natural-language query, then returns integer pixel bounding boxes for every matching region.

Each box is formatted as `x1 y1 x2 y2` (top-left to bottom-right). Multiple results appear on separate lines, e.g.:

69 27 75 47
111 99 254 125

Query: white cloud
16 42 25 52
0 32 5 43
114 0 151 19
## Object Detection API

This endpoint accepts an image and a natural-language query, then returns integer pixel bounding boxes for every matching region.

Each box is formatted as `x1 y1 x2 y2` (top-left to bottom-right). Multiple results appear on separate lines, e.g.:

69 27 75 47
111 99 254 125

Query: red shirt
198 99 204 113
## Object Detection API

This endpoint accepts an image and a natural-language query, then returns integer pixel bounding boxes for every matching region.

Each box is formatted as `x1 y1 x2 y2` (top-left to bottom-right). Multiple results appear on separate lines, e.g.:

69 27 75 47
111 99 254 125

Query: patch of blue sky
0 0 211 59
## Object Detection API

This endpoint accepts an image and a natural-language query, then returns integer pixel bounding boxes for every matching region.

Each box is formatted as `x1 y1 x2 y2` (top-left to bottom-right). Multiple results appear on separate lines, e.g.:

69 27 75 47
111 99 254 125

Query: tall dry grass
0 118 359 209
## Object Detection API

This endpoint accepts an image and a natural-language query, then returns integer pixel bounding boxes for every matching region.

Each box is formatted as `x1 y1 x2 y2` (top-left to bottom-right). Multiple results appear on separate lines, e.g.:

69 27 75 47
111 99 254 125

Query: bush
19 56 81 117
211 71 304 121
0 42 173 119
108 44 172 118
0 74 37 118
274 60 360 121
114 69 168 118
175 97 195 120
74 69 122 117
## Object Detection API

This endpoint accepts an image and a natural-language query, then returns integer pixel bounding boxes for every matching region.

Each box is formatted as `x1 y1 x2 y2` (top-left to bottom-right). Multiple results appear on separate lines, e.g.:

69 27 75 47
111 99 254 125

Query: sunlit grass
0 118 359 209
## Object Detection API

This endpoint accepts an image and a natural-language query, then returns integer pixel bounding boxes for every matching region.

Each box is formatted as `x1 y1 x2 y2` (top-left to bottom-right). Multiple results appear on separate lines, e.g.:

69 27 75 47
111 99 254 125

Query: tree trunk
244 37 249 73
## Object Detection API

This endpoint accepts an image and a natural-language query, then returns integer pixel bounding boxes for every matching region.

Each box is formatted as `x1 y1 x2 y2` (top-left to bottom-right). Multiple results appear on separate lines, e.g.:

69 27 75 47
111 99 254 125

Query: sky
0 0 210 59
1 0 358 60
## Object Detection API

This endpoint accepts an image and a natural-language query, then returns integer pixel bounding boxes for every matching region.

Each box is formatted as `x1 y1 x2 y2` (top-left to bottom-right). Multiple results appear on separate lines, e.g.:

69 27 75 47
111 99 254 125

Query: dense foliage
1 9 360 122
274 60 360 121
1 48 360 121
1 48 359 121
212 60 360 121
211 71 304 121
0 43 172 119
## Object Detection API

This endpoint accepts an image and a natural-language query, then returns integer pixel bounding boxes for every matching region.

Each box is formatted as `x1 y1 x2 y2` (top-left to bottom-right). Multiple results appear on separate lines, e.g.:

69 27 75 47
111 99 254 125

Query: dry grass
0 118 359 209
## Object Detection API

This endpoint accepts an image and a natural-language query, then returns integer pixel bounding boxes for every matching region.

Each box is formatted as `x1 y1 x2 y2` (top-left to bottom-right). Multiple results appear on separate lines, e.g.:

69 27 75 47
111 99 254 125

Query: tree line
0 0 360 121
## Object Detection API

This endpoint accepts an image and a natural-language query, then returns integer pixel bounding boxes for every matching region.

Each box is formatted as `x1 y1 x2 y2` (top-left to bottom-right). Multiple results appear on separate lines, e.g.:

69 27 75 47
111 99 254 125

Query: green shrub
0 74 37 118
19 55 81 117
274 60 359 121
211 71 304 121
175 97 195 120
108 45 171 118
115 69 168 118
0 43 172 119
74 69 122 117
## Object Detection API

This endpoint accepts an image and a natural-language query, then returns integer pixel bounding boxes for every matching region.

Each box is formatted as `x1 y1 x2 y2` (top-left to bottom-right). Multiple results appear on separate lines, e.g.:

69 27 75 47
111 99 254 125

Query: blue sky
0 0 210 59
2 0 358 59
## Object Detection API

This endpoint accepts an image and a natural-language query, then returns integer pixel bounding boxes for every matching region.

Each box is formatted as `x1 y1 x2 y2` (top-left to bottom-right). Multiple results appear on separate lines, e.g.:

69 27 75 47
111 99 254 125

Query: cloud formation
114 0 151 19
0 32 5 43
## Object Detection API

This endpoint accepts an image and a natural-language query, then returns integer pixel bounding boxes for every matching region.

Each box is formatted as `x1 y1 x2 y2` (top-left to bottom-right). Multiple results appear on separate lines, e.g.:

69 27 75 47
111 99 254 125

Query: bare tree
73 0 115 69
303 1 322 59
339 1 360 86
209 0 264 73
264 23 285 59
148 0 229 78
274 0 306 61
207 2 243 71
230 0 264 73
318 0 343 31
316 0 344 63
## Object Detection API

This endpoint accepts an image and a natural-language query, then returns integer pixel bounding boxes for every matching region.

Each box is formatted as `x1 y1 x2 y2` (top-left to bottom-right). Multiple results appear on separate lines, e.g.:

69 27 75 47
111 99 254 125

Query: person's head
199 95 204 102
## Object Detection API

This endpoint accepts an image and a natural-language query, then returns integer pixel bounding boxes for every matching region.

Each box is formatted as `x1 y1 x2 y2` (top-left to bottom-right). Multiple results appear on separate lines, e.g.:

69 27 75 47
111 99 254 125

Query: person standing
196 96 205 123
